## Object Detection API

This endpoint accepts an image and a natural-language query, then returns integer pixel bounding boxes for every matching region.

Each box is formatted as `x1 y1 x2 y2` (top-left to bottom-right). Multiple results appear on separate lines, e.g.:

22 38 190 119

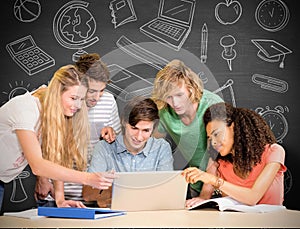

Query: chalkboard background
0 0 299 210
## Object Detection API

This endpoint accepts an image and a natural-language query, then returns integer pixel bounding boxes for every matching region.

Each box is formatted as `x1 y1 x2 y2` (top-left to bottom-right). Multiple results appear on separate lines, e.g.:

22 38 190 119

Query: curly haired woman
182 102 286 207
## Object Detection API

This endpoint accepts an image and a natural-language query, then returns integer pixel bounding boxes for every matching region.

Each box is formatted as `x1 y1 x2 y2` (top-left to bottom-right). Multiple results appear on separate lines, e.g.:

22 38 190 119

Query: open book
188 196 286 213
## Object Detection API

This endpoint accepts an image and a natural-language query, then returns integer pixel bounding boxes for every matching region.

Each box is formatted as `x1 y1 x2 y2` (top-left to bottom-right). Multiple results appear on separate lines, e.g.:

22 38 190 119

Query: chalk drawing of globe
53 1 99 61
60 7 96 43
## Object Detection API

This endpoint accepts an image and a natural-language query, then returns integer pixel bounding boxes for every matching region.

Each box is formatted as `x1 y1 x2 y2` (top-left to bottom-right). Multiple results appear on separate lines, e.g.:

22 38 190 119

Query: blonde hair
152 59 204 109
36 65 90 171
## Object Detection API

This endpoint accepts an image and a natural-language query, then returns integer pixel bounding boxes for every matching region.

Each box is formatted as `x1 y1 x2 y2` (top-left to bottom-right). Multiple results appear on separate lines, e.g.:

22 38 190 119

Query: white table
1 208 300 228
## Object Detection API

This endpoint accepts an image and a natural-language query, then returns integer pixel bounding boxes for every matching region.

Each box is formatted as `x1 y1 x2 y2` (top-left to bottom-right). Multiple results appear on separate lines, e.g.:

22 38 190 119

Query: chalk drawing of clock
255 105 288 142
255 0 290 32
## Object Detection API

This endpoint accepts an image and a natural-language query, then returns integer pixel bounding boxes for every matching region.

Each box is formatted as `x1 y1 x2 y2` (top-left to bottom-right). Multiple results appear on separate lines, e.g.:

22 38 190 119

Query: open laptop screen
160 0 195 25
111 171 188 211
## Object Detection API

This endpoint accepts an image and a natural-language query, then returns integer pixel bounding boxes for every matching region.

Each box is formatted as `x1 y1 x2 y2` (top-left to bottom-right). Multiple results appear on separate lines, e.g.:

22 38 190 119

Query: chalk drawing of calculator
6 35 55 76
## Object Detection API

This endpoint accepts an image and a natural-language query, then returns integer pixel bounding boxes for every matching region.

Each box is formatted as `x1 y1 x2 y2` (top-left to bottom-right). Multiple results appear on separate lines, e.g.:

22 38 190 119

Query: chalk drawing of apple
215 0 242 25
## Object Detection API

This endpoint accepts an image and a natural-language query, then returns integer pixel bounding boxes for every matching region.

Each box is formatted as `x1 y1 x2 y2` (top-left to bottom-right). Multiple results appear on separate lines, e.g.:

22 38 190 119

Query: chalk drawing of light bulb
1 81 32 105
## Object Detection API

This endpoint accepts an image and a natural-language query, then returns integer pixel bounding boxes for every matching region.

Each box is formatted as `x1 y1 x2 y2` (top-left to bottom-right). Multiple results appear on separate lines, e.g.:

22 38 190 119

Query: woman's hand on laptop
86 171 117 190
182 167 206 184
97 171 117 189
82 170 118 203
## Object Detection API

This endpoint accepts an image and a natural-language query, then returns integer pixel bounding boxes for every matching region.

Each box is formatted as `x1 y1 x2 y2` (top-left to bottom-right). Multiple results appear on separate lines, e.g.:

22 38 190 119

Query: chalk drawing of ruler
116 35 208 83
116 35 169 70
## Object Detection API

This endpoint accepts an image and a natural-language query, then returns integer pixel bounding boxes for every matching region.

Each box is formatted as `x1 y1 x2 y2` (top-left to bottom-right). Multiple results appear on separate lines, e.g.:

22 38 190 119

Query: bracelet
214 177 224 189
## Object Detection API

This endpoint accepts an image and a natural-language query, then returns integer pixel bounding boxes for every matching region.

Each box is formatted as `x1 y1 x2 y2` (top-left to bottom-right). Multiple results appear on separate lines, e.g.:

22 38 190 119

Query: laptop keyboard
149 20 185 40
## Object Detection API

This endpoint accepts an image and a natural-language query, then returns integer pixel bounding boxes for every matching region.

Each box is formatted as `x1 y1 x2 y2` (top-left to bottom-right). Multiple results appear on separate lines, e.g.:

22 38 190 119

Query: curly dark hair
203 102 276 177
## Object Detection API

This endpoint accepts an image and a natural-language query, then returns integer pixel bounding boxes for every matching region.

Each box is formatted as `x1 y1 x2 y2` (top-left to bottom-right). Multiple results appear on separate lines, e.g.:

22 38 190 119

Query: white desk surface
1 208 300 228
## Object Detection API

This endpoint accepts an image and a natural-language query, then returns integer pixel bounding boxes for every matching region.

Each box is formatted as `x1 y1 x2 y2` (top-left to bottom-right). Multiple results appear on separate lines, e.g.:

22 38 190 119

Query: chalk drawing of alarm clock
255 105 288 143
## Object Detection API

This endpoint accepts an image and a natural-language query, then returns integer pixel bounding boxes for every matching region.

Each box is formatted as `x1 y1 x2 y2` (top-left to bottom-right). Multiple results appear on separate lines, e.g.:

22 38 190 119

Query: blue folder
37 206 125 219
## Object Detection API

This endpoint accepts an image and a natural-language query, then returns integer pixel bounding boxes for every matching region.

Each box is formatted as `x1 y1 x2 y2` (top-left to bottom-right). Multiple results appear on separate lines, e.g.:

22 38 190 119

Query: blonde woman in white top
0 65 116 211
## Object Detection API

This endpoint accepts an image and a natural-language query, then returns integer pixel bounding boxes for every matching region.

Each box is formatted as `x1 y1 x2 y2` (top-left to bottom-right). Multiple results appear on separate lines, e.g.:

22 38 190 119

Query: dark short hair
120 97 159 133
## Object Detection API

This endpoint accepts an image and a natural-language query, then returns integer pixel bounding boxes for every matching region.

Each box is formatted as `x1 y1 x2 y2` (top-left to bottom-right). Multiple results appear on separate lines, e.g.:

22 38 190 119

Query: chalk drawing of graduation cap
251 39 292 68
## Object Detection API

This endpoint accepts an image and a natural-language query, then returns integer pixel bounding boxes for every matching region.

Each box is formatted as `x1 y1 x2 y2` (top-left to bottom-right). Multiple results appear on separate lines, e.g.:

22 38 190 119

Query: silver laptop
110 170 188 211
139 0 196 51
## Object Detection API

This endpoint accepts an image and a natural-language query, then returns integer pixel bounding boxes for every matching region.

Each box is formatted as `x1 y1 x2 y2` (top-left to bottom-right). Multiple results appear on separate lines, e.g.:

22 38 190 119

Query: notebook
140 0 196 51
110 170 188 211
37 206 125 219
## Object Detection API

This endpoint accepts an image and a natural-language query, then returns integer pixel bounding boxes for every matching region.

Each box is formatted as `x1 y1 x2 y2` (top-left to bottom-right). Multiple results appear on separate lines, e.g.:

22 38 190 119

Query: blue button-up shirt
88 134 174 172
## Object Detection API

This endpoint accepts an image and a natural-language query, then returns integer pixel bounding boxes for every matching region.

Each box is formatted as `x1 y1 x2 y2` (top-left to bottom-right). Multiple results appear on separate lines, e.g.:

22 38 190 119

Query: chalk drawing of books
109 0 137 28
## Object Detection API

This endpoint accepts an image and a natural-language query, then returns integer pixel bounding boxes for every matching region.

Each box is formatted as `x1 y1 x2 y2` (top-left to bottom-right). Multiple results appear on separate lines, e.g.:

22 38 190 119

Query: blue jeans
0 181 4 212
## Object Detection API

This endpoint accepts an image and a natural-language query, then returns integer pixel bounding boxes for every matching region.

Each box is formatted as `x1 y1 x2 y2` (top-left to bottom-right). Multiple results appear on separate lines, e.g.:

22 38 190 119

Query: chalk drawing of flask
10 170 30 203
220 35 236 71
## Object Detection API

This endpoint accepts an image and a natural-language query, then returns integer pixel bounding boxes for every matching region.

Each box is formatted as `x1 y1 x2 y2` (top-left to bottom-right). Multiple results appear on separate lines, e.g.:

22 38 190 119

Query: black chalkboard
0 0 299 210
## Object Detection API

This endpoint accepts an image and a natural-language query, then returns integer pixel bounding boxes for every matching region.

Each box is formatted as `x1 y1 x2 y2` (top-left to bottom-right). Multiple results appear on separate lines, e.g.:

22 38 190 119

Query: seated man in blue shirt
82 96 174 207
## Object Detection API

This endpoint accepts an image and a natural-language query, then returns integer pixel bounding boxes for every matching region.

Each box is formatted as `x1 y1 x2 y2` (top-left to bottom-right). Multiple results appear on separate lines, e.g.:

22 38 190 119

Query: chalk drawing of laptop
140 0 195 51
111 171 188 211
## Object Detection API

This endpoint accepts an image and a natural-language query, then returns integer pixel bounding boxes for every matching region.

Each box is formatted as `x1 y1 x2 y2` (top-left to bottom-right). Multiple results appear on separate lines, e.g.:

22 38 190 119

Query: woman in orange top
182 102 286 207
